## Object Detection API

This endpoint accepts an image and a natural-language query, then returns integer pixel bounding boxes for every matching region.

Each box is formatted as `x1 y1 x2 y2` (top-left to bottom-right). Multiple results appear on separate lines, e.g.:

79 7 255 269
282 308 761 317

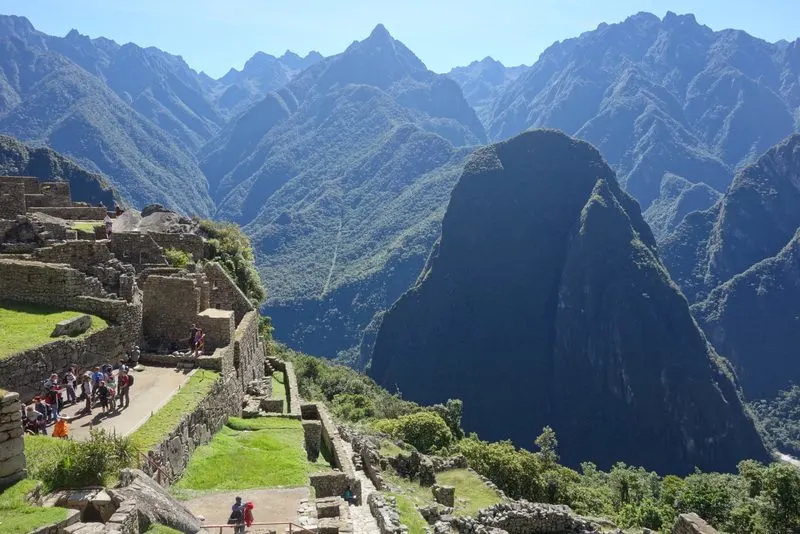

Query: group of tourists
189 323 206 357
22 359 137 438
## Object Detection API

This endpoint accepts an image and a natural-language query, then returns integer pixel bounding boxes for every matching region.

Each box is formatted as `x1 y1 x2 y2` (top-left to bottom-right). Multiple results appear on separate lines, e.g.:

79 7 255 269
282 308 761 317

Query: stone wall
196 309 234 353
29 206 108 220
0 182 26 219
672 513 719 534
203 262 255 324
109 233 167 272
0 259 108 304
33 240 113 270
232 310 265 388
0 176 40 194
0 294 143 402
150 233 206 262
142 275 200 351
452 502 599 534
0 391 25 489
30 182 72 207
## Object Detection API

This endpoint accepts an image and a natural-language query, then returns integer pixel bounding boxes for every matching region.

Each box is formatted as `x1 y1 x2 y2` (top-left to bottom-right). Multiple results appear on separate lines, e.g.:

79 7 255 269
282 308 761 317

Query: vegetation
373 412 453 454
271 371 287 402
144 525 183 534
130 370 219 452
0 301 108 359
751 386 800 457
164 248 192 268
173 417 329 496
388 492 429 534
0 479 69 534
70 221 103 233
25 430 135 491
436 469 504 516
198 219 266 305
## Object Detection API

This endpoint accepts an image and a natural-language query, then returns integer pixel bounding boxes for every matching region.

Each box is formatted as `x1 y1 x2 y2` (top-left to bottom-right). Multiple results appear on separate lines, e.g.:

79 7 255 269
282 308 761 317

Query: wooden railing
201 522 316 533
137 449 171 486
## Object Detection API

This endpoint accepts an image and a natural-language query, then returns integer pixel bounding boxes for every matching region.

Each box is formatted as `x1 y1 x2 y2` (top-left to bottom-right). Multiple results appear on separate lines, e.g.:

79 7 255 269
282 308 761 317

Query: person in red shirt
244 502 254 528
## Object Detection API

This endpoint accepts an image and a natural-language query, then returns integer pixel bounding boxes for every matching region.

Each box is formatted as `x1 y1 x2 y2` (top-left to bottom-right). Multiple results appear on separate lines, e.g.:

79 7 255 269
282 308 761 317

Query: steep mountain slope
211 50 323 118
643 173 721 240
0 22 213 215
369 129 768 474
486 12 799 209
202 25 483 360
662 134 800 302
0 134 116 206
447 57 527 127
693 231 800 400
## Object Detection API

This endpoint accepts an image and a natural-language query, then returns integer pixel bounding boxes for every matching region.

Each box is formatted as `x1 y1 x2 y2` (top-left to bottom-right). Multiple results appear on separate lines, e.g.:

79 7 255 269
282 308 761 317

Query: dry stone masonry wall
0 391 25 489
203 262 255 323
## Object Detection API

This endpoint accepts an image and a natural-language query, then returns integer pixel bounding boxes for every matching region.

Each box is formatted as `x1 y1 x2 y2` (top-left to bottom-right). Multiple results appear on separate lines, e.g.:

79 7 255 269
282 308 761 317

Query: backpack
127 374 135 387
227 508 243 524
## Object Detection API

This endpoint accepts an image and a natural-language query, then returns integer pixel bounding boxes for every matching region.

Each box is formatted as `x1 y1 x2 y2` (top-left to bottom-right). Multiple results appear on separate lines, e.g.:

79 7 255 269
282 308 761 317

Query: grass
379 439 407 458
70 221 102 233
24 436 71 482
144 525 183 534
437 468 503 517
129 370 219 452
0 301 109 359
172 417 330 497
272 371 287 401
387 493 428 534
0 479 69 534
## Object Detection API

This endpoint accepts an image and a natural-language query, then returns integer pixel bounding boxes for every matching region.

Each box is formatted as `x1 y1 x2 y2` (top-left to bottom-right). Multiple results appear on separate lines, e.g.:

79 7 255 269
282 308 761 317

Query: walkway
58 365 193 440
340 440 381 534
185 487 310 533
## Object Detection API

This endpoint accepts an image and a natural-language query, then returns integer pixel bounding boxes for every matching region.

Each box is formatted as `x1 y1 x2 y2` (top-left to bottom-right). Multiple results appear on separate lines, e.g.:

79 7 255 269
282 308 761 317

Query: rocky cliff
369 129 768 474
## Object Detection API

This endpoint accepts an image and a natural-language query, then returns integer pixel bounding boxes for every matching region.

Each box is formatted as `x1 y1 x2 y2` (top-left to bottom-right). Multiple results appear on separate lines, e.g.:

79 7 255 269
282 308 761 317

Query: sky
0 0 798 78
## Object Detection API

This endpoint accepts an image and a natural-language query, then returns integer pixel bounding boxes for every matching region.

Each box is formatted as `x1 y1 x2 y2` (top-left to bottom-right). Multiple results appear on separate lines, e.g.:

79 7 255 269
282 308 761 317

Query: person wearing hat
25 403 47 435
80 373 93 414
118 367 133 409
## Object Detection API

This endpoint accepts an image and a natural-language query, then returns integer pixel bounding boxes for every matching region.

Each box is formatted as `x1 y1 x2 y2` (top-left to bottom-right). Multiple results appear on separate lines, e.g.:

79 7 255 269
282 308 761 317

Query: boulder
672 513 719 534
431 484 455 507
52 314 92 337
112 469 203 533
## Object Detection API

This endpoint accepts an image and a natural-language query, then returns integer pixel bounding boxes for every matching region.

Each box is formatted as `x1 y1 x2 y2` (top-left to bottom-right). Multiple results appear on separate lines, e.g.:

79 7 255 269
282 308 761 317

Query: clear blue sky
1 0 798 78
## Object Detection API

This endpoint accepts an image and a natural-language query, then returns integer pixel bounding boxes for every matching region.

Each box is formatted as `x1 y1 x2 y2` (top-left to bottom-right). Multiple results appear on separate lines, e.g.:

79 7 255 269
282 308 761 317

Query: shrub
332 393 376 421
164 248 191 268
373 411 453 454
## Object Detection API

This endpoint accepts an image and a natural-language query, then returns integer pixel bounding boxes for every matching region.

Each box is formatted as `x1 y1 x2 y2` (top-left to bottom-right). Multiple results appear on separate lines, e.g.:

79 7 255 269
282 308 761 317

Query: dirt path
58 365 193 441
185 487 310 532
340 440 381 534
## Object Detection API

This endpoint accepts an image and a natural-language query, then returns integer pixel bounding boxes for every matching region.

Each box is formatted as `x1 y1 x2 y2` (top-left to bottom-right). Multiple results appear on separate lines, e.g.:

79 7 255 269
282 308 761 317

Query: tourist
44 375 61 422
106 374 118 412
91 367 103 398
64 367 77 405
80 374 93 414
104 213 113 238
343 485 356 505
244 501 255 528
228 497 245 534
118 367 132 408
97 380 110 413
52 416 70 439
189 323 198 354
130 345 141 367
195 328 206 357
25 404 47 435
34 396 50 421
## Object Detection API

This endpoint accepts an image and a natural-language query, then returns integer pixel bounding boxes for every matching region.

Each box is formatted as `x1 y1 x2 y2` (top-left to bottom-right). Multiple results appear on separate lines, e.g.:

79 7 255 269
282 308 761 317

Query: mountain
0 134 116 206
447 57 527 127
485 12 799 210
212 50 323 118
369 129 768 474
0 16 213 215
659 135 800 400
202 24 483 361
662 134 800 302
643 173 721 240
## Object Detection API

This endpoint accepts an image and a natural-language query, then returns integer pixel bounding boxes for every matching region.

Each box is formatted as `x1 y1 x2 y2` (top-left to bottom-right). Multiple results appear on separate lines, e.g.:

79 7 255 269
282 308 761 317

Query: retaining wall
0 258 108 303
142 275 201 351
29 206 108 220
0 391 25 489
0 176 39 194
150 233 206 262
0 182 25 219
33 240 113 270
204 262 255 324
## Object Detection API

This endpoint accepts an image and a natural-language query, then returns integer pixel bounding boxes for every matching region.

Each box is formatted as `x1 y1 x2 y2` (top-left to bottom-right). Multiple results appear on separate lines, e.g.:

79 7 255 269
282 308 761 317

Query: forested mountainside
473 11 799 211
202 24 482 361
0 135 116 206
660 134 800 401
447 57 527 127
369 129 768 474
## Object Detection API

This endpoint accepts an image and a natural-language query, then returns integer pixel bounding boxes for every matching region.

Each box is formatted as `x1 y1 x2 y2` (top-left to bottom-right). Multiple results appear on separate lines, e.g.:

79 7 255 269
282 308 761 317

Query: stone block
310 472 349 499
431 485 455 507
0 451 25 477
303 420 322 462
52 314 92 337
260 398 284 413
0 437 24 461
196 308 235 350
0 391 19 405
672 512 719 534
316 496 343 519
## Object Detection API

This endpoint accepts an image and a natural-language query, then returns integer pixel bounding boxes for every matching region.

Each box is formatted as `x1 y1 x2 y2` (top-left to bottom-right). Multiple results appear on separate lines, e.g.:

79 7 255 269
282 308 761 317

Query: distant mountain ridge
447 57 527 126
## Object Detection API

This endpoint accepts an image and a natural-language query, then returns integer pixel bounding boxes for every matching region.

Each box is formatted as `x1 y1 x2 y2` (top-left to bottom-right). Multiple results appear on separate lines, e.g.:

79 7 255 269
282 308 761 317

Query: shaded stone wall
0 391 25 489
233 310 264 387
0 259 108 304
29 206 108 220
25 182 72 208
33 240 113 270
109 233 167 272
196 309 234 353
0 182 25 219
142 275 200 351
203 262 254 324
0 294 143 402
0 176 40 194
150 233 206 262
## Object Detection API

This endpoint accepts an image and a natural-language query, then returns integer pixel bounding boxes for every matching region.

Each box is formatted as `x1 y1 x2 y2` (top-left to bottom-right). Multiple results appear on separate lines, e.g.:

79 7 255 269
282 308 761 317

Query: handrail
201 522 316 533
136 448 171 485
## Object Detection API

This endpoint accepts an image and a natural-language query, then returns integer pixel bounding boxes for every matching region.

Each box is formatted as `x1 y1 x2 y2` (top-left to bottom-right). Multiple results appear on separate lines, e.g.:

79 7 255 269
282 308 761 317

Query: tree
759 462 800 533
431 399 464 439
535 426 559 468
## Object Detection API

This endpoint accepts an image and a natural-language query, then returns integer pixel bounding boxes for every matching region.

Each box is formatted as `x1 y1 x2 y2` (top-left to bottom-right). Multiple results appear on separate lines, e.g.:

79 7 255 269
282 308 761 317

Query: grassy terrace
70 221 102 233
0 479 68 534
272 371 287 401
130 369 219 452
0 301 108 359
172 417 330 498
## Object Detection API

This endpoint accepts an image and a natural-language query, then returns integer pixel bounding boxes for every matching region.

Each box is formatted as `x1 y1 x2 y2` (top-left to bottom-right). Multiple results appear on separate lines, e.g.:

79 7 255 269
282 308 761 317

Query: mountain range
369 129 769 474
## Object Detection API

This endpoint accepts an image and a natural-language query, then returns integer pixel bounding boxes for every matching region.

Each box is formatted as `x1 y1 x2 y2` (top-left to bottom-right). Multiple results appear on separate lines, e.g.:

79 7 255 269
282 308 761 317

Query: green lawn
388 493 428 534
379 439 407 458
130 370 219 452
71 221 102 233
144 525 183 534
173 417 329 496
272 371 287 401
437 468 504 517
0 479 69 534
0 301 108 359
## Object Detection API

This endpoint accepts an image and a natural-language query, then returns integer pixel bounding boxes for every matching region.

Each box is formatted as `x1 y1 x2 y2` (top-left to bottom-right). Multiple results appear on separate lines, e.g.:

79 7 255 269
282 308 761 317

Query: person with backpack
80 373 93 414
91 367 103 399
228 497 245 534
64 367 77 405
44 374 62 422
118 367 133 408
97 381 110 413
